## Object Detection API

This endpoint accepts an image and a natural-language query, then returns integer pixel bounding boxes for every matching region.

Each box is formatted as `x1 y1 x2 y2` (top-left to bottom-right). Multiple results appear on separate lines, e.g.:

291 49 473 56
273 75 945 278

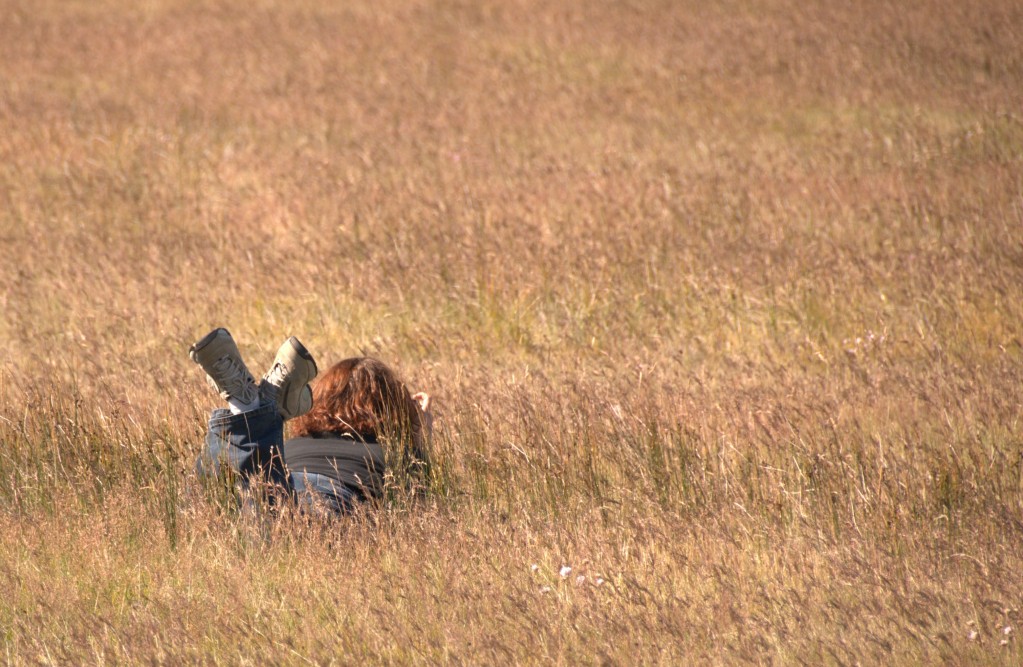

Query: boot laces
207 356 257 403
263 361 289 389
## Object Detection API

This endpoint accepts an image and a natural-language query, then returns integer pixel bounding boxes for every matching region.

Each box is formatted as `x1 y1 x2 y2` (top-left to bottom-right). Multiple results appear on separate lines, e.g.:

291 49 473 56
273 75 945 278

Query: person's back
283 433 385 513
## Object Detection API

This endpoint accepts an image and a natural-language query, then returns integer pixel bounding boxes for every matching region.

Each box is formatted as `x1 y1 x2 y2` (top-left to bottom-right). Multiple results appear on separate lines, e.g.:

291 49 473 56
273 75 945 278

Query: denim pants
198 403 357 514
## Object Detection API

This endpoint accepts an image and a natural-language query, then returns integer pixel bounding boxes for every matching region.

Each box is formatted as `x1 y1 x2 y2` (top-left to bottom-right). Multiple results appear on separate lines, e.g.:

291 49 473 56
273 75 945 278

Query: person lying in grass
190 328 431 514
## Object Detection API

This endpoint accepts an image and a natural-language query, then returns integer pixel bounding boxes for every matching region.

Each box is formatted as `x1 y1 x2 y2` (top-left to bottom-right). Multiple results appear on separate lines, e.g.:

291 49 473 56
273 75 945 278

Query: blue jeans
289 471 358 515
198 403 357 515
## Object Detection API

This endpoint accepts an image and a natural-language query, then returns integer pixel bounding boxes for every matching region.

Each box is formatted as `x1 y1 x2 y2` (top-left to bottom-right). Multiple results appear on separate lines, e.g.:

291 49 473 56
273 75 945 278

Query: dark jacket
282 433 386 502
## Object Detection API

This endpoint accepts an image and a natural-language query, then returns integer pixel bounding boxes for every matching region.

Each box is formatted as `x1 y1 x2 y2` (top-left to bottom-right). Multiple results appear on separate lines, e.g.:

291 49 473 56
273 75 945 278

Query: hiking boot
189 328 259 408
260 336 318 420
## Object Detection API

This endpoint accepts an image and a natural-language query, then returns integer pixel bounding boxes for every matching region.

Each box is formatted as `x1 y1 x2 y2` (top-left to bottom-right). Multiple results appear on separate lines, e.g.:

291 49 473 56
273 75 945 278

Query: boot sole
286 336 318 376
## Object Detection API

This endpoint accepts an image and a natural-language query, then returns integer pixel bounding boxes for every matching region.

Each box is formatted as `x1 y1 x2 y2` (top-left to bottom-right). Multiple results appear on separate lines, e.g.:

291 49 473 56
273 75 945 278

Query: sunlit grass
1 0 1022 662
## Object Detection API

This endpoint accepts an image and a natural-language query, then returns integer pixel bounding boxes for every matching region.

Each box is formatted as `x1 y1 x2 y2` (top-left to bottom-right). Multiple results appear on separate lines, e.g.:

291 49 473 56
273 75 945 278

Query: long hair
291 357 424 457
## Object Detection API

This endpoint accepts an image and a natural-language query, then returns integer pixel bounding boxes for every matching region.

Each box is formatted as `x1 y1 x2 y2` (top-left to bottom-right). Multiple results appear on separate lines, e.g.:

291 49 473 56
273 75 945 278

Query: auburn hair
291 357 422 449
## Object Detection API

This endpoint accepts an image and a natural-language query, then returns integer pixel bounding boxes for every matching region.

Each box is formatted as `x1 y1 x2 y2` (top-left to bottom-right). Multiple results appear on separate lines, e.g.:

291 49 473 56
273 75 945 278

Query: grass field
1 0 1022 663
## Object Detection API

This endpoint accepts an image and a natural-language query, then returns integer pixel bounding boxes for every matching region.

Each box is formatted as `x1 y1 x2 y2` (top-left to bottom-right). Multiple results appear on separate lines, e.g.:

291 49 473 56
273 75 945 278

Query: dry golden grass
1 0 1022 663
